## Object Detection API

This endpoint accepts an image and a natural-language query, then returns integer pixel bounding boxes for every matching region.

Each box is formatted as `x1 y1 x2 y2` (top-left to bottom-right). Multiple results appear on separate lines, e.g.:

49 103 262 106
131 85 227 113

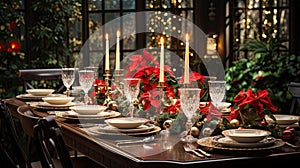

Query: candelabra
114 69 121 88
103 69 111 101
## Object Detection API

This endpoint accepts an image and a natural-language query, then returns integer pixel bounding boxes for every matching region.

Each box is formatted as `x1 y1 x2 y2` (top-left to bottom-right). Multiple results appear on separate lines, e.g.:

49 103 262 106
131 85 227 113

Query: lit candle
116 30 120 70
105 33 109 71
184 33 189 84
159 37 164 83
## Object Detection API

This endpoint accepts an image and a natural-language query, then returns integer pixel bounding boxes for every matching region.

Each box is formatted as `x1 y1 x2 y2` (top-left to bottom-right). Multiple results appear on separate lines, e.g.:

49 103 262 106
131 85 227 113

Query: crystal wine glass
208 80 226 106
84 66 99 80
78 70 95 104
84 66 99 104
61 68 76 97
123 78 140 117
179 88 201 142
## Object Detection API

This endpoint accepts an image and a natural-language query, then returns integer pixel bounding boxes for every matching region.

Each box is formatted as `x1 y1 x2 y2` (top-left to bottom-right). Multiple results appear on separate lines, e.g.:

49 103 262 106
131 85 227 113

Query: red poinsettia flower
178 71 205 84
7 40 21 52
0 41 6 52
94 78 105 86
230 88 277 121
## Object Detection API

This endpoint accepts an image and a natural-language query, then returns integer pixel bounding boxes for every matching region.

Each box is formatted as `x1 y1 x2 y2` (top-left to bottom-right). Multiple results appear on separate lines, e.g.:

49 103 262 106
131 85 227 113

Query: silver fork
186 143 211 157
183 145 205 158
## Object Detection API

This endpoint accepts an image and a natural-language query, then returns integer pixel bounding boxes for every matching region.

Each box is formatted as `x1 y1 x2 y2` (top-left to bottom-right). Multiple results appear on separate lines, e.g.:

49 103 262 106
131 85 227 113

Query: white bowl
69 105 107 115
105 117 148 129
42 96 74 105
265 114 300 125
222 129 271 143
26 89 55 96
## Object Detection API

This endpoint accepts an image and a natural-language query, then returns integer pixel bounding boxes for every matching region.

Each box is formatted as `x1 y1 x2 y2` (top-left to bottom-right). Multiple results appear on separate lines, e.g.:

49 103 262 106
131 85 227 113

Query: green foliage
0 0 27 98
29 0 77 68
225 37 300 113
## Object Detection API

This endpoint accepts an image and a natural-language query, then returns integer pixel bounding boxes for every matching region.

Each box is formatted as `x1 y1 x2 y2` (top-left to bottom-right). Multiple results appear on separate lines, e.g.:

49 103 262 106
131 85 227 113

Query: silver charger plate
97 124 156 133
197 136 285 151
212 135 276 148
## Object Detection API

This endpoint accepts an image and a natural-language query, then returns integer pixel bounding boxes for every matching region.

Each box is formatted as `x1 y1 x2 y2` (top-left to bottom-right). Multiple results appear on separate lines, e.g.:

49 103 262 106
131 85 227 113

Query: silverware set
183 144 211 158
115 136 155 146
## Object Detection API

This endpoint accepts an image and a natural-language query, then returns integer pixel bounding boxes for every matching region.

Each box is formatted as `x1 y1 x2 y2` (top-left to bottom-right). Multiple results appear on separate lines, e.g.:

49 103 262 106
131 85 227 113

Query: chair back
17 105 41 138
18 68 64 93
288 82 300 114
0 100 28 168
34 116 74 168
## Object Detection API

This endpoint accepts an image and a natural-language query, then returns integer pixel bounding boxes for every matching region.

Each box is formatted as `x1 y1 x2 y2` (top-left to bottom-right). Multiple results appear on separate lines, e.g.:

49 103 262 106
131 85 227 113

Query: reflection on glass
105 0 120 10
123 0 135 9
89 0 102 10
105 12 120 23
89 13 102 34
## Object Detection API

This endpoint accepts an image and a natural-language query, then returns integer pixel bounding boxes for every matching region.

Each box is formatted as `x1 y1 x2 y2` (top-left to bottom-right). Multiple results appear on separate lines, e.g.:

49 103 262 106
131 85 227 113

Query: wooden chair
288 82 300 114
33 116 102 168
18 68 65 94
17 104 43 167
0 100 41 168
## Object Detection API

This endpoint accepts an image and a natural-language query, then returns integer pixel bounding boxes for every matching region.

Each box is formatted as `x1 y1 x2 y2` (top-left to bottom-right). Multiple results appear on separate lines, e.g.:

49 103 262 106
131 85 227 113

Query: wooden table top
7 98 300 168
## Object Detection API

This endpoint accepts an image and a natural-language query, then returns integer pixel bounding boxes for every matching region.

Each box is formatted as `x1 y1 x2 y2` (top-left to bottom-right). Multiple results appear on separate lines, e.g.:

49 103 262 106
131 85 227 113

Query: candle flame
160 37 164 45
185 33 189 42
117 30 120 37
105 33 109 39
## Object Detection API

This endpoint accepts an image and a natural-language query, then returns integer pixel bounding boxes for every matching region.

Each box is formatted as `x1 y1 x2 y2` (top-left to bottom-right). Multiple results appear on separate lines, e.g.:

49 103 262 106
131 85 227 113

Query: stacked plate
26 89 55 96
265 114 300 126
42 96 74 105
56 105 120 120
197 129 285 152
17 89 57 101
86 117 161 136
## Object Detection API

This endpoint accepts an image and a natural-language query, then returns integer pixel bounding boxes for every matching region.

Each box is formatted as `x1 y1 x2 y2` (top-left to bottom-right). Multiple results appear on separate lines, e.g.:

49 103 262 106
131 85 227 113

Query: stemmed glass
84 66 99 104
179 88 201 142
123 78 140 117
78 70 95 104
61 68 76 97
208 80 226 106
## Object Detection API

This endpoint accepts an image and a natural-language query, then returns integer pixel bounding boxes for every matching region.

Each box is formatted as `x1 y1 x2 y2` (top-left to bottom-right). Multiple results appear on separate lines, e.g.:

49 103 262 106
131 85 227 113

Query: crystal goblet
61 68 76 97
179 88 201 142
78 70 95 104
208 80 226 106
123 78 140 118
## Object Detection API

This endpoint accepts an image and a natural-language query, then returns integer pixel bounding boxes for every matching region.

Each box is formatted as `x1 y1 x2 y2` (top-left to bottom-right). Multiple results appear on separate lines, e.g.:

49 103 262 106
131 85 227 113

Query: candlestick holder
103 70 111 101
157 81 166 91
183 83 190 88
114 69 121 87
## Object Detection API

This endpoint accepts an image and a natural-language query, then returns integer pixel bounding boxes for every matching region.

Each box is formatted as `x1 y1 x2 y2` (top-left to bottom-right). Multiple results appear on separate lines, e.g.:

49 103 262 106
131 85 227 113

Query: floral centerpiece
229 88 277 127
106 49 212 133
226 88 283 137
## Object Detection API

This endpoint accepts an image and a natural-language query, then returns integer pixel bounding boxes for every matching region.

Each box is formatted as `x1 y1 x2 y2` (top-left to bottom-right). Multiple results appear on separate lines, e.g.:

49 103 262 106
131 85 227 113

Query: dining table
8 97 300 168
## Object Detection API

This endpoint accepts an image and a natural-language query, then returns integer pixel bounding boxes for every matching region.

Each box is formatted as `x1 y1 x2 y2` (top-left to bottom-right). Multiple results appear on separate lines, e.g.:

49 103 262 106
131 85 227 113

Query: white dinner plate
212 136 276 148
42 96 74 105
265 114 300 125
69 105 107 115
26 89 55 96
222 129 271 143
105 117 148 129
97 124 156 133
56 111 120 119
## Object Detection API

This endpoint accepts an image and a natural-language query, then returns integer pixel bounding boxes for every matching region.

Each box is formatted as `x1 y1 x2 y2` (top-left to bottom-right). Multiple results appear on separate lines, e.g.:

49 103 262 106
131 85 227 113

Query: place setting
197 128 286 154
27 95 80 110
54 104 121 121
265 114 300 128
16 88 63 101
82 117 161 137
